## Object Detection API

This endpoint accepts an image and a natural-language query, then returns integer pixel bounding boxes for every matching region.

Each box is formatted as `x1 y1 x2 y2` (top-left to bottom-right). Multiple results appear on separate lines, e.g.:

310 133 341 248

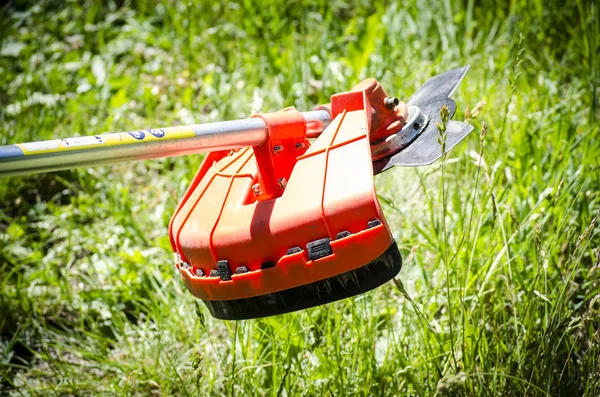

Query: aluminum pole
0 110 331 178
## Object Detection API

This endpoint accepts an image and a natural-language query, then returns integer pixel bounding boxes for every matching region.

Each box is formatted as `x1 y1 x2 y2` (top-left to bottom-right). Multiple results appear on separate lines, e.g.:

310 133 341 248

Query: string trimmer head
0 66 472 320
170 66 472 319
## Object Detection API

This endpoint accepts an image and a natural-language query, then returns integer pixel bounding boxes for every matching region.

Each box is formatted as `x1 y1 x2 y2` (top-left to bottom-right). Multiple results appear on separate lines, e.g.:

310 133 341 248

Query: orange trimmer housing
169 88 402 320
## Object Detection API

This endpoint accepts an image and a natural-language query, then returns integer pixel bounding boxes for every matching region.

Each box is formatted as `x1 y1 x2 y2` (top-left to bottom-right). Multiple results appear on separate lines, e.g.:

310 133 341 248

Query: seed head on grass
554 179 565 205
393 277 412 303
575 212 598 253
436 104 450 155
504 204 520 232
465 100 486 121
191 352 204 389
480 121 488 146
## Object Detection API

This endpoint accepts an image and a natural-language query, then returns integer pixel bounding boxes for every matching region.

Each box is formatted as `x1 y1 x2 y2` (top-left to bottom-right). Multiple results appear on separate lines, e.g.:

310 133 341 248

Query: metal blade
373 65 473 173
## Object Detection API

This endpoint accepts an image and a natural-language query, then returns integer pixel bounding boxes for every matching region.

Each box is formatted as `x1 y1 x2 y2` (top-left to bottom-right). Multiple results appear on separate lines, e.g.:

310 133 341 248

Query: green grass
1 0 599 395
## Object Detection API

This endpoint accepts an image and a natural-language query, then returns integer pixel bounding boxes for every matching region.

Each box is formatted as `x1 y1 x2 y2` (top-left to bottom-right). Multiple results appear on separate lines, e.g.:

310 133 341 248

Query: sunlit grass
1 0 599 395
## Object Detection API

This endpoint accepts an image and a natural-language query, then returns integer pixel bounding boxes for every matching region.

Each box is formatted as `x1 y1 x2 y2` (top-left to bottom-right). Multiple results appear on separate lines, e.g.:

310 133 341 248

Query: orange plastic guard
169 89 394 302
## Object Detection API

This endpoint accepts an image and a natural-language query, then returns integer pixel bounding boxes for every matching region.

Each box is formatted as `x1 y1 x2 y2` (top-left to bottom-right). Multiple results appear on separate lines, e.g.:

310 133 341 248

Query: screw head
273 145 283 154
385 97 400 109
295 142 305 150
252 183 261 196
277 178 287 189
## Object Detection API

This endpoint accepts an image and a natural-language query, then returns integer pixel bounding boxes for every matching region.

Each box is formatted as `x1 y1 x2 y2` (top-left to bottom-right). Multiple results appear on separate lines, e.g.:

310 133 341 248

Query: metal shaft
0 110 331 178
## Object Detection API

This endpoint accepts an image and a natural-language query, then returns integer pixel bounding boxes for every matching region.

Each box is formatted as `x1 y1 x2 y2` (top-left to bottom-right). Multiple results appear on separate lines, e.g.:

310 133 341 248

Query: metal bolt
273 145 283 154
295 142 305 150
385 97 400 109
252 183 261 196
277 178 287 189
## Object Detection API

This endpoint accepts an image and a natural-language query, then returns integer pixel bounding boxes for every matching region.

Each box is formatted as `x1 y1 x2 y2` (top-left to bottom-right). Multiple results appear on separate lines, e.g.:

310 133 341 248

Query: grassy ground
0 0 599 395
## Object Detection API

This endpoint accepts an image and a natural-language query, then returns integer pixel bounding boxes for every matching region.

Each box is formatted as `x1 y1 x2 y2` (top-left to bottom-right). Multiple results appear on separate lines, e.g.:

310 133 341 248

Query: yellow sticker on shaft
18 126 196 156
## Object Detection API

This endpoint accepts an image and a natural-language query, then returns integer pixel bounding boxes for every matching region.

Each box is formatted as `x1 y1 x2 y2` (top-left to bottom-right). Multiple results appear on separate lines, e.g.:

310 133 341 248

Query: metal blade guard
169 67 472 320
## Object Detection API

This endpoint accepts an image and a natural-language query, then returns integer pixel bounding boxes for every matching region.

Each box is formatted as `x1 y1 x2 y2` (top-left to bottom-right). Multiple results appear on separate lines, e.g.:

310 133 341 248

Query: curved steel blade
373 65 473 173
